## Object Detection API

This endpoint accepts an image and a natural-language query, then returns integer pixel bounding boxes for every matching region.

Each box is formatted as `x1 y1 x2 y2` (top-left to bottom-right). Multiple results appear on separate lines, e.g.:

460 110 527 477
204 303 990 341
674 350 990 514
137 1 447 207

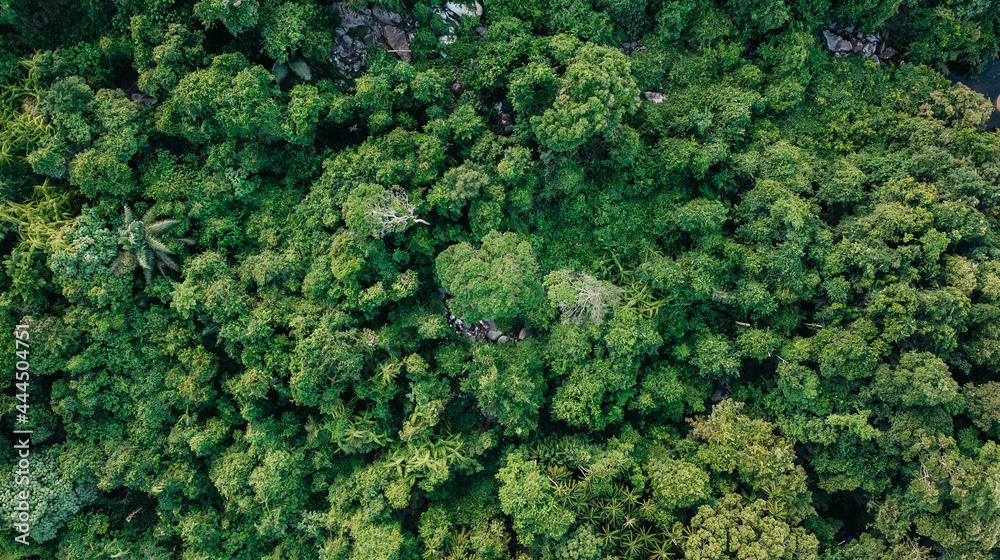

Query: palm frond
141 264 152 284
145 235 173 254
289 58 312 81
137 248 152 271
156 251 179 271
145 219 179 235
271 62 289 84
141 206 157 224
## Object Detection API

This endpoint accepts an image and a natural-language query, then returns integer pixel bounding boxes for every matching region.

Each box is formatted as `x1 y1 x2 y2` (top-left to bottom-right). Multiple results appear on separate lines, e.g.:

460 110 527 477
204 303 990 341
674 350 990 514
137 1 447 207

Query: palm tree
110 206 191 283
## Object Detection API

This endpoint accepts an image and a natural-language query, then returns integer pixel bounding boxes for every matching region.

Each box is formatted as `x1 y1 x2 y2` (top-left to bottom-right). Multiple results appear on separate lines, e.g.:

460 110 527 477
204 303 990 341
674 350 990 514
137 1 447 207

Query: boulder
881 46 897 59
446 1 483 19
862 42 876 57
833 38 852 52
486 329 502 341
371 6 402 26
497 335 509 344
995 95 1000 112
335 3 371 28
382 25 411 62
822 30 842 51
644 91 665 104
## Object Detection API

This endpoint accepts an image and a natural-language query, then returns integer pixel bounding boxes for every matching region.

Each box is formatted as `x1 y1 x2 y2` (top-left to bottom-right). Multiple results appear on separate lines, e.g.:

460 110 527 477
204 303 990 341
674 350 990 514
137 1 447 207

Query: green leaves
345 183 429 239
681 493 818 560
111 205 184 284
169 53 281 143
497 449 576 547
435 231 543 321
544 269 621 324
529 42 639 152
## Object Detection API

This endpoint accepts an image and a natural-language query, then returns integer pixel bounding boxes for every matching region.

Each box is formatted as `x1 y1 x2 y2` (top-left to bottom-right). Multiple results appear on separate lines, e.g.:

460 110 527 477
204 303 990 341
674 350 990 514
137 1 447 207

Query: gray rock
382 25 411 62
881 46 897 59
438 287 447 297
335 3 371 28
852 41 863 53
497 335 509 344
433 5 455 23
862 42 876 56
446 1 483 19
483 320 496 330
833 38 853 52
822 30 842 51
994 95 999 112
518 328 527 340
486 329 502 341
438 34 456 45
643 91 665 104
371 6 402 26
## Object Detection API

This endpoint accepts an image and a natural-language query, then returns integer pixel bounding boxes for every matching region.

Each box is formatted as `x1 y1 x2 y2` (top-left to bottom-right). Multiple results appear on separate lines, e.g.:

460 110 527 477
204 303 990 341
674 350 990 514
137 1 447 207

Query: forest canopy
1 0 1000 559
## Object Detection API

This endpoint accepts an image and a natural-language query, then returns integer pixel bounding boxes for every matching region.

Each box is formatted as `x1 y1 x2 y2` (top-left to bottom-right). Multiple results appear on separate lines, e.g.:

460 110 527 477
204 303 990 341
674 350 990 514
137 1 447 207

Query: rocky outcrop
434 2 483 26
433 1 485 51
439 289 526 343
329 2 416 73
329 1 485 74
619 37 646 55
821 23 900 65
643 91 665 104
710 381 731 405
123 82 157 106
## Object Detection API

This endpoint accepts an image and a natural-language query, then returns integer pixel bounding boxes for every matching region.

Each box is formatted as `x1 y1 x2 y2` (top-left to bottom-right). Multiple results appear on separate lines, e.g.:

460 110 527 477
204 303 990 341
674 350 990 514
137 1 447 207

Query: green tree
110 206 188 283
544 269 621 324
345 184 429 239
436 231 544 321
529 41 639 152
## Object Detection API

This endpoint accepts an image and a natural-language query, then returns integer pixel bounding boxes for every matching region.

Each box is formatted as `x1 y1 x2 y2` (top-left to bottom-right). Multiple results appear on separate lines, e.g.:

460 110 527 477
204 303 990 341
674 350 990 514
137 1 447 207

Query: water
947 58 1000 131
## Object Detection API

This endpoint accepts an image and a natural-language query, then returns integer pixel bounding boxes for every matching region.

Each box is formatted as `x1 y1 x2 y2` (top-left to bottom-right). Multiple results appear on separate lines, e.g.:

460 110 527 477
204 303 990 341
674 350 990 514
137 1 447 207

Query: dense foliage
1 0 1000 558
